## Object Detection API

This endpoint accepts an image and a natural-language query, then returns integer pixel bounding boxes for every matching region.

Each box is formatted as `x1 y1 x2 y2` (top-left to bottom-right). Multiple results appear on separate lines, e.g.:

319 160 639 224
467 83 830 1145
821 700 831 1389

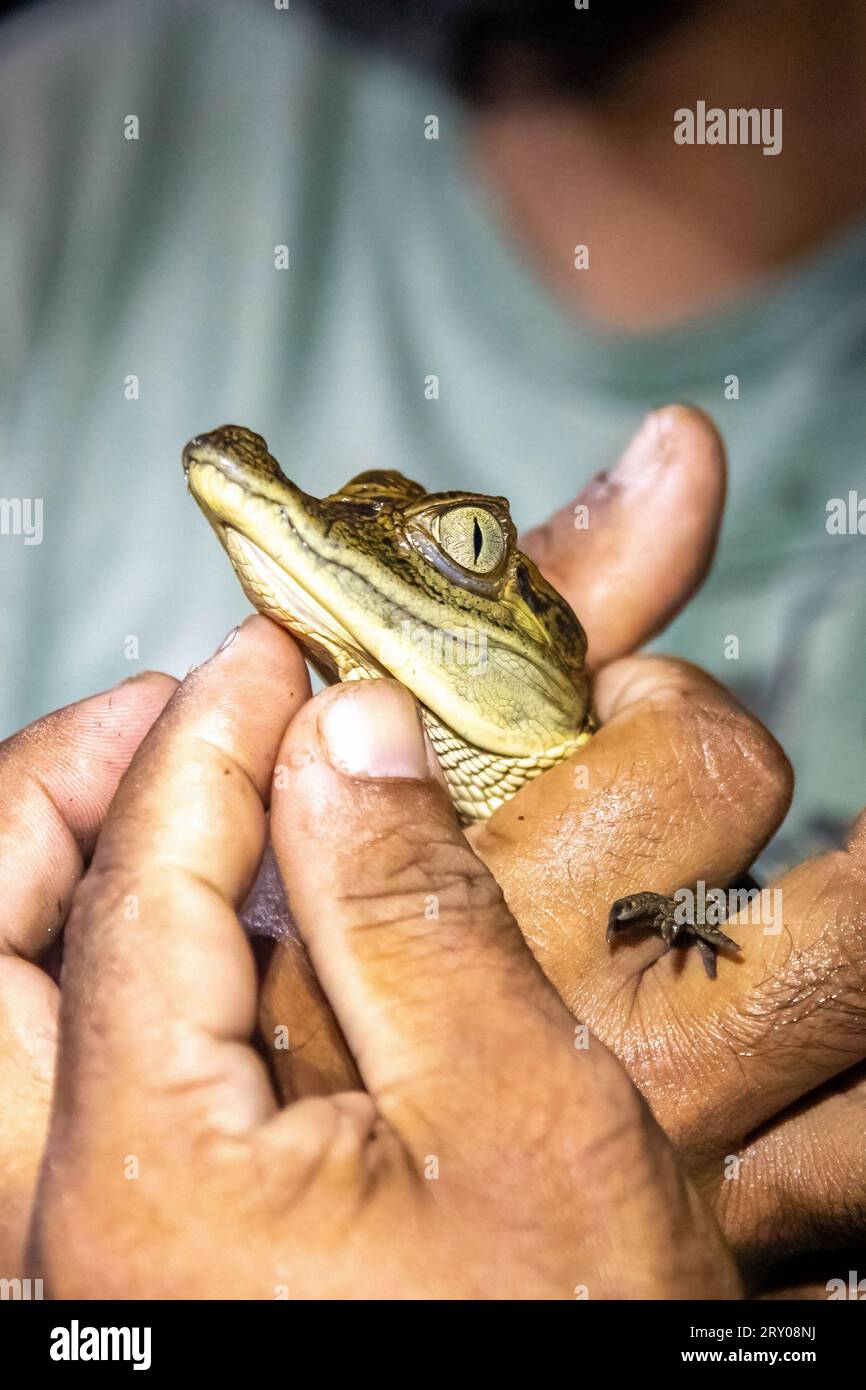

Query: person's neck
470 0 866 332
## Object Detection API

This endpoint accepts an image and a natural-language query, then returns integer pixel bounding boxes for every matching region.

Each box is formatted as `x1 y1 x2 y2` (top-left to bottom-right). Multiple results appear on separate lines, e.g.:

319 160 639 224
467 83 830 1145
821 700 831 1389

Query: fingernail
214 625 240 656
320 681 430 780
185 623 241 677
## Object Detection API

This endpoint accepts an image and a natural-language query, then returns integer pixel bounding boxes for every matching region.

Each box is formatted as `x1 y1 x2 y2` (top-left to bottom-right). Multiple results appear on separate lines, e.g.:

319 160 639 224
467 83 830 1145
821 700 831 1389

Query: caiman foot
606 891 739 979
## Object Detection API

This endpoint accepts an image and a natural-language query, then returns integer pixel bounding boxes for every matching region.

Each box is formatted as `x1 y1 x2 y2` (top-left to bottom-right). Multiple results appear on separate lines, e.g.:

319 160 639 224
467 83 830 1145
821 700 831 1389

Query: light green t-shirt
2 0 864 875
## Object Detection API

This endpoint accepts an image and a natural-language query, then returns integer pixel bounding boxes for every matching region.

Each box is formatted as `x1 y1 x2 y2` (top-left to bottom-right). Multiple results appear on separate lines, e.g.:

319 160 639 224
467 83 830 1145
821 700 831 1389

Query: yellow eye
437 506 505 574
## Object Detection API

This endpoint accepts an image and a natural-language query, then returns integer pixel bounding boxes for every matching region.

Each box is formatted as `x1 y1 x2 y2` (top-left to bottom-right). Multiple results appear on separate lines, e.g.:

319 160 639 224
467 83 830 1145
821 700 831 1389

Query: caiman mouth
225 531 370 664
183 442 381 680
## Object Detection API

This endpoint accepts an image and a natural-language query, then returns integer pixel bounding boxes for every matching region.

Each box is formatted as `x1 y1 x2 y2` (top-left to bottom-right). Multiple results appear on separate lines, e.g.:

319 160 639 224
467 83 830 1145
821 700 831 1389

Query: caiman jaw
183 437 380 682
224 531 385 681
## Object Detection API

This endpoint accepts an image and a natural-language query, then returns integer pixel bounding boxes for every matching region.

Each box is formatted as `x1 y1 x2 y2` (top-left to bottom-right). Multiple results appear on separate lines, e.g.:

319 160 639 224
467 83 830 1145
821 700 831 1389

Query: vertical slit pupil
472 517 483 563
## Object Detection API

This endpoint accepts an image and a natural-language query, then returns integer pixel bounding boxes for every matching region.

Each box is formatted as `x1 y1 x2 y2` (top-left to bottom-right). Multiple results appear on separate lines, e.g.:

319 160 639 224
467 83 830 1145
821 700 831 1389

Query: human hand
468 658 866 1280
471 407 866 1280
31 619 739 1300
258 403 866 1285
0 672 176 1271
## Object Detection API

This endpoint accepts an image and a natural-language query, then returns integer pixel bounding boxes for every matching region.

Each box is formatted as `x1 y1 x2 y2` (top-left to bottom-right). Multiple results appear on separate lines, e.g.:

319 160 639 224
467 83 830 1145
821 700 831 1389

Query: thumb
269 679 615 1147
268 679 741 1302
522 404 726 670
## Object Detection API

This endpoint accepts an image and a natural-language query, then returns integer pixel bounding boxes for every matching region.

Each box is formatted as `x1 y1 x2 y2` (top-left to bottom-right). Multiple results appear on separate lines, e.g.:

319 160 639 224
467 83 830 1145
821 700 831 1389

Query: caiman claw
607 891 739 979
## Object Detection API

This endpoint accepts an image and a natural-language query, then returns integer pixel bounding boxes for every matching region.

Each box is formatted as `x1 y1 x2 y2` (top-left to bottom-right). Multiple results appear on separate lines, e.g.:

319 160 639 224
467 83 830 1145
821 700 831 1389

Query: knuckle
340 822 508 926
644 691 794 852
332 821 523 978
722 712 793 809
684 698 791 802
724 855 866 1048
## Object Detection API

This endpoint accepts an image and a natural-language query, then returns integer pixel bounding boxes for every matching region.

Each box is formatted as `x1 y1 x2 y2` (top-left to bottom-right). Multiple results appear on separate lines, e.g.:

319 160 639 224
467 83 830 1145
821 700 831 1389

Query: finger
0 956 59 1269
668 812 866 1142
52 617 311 1149
521 405 726 669
0 676 175 1269
468 654 793 1001
251 848 361 1103
0 673 177 957
711 1064 866 1269
269 679 624 1151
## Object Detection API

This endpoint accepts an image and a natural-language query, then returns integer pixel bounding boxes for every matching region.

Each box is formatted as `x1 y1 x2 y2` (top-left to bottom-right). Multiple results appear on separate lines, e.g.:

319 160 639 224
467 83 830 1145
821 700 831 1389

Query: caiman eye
437 506 505 574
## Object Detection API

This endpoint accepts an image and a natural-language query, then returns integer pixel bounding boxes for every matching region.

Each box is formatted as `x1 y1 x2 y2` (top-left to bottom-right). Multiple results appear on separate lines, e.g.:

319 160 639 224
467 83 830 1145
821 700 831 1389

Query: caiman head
183 425 594 820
